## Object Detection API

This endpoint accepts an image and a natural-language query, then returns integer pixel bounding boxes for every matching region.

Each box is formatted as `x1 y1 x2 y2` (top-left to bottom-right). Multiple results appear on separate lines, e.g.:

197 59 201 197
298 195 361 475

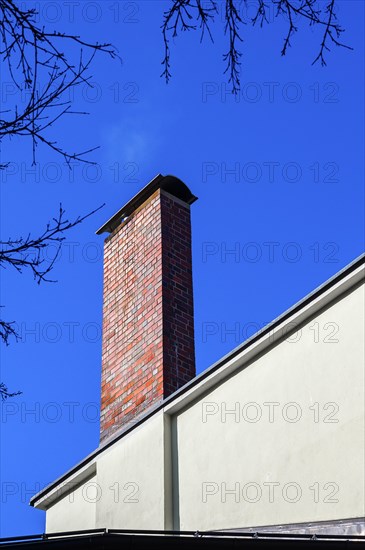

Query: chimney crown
96 174 197 235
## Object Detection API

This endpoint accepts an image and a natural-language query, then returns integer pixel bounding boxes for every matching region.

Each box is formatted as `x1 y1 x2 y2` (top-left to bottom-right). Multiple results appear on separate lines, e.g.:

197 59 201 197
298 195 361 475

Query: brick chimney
96 175 197 442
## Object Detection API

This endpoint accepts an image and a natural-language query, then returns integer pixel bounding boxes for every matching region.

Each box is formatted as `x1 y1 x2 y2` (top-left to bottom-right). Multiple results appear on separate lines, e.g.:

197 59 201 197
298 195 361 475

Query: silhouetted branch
223 1 243 95
310 0 353 66
251 0 270 27
0 0 120 165
0 1 113 400
0 203 104 398
0 311 22 398
0 316 19 346
161 0 352 93
161 0 217 83
0 381 22 400
0 203 105 284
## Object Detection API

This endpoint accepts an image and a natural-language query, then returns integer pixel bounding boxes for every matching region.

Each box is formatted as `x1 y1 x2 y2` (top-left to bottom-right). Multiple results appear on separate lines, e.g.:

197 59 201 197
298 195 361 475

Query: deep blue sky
0 0 364 537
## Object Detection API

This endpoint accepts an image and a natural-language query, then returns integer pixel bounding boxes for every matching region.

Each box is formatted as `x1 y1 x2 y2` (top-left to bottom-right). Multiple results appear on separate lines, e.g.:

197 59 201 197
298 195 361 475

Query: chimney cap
96 174 198 235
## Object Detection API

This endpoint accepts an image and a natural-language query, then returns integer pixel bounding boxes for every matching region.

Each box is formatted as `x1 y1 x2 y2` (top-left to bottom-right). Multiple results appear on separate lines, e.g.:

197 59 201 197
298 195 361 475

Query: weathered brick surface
100 189 196 442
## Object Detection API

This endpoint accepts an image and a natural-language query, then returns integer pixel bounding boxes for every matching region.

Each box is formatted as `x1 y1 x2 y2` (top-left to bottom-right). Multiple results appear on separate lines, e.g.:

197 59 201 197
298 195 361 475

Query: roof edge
30 253 365 508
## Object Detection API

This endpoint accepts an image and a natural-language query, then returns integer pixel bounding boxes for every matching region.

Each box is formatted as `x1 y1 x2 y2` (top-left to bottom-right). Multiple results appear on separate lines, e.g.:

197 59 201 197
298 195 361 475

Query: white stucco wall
44 413 169 533
95 412 170 530
39 275 365 533
175 282 365 530
46 475 97 533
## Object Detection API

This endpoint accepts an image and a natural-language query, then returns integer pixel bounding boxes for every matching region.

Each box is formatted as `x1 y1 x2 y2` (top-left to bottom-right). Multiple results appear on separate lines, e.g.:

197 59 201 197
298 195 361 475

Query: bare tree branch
0 305 21 399
0 203 105 284
0 2 114 400
310 0 353 66
0 381 22 400
0 316 19 346
0 0 120 165
0 203 105 396
161 0 217 83
223 1 243 95
161 0 352 94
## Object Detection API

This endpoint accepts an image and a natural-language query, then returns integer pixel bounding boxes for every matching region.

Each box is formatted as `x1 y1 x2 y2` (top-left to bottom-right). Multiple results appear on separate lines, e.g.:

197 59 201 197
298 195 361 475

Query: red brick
99 189 196 442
